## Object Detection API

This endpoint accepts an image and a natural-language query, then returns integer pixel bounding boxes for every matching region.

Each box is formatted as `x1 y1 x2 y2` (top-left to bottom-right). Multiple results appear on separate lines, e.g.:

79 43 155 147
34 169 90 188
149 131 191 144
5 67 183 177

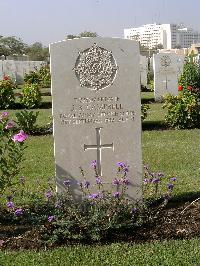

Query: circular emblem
160 55 171 67
74 43 118 91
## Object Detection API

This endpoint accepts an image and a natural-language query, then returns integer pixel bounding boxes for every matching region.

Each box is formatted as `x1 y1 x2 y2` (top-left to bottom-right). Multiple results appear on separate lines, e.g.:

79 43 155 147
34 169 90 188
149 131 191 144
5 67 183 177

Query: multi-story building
124 23 200 49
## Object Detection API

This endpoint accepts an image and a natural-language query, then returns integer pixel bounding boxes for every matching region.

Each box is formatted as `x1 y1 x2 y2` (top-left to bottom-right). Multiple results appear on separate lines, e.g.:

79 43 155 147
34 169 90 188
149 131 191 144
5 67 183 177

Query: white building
124 23 200 49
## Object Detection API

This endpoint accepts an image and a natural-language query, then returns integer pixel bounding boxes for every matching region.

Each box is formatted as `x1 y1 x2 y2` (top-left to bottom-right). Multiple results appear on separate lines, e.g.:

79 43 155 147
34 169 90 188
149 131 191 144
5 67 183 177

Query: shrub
141 104 150 121
38 65 51 88
20 83 41 108
0 112 28 194
23 65 51 88
15 110 39 134
24 70 41 84
179 61 200 90
0 77 15 109
163 91 200 129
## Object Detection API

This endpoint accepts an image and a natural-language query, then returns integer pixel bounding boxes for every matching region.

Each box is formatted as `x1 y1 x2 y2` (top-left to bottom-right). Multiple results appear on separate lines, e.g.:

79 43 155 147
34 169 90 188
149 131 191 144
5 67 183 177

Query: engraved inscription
59 96 135 126
84 127 114 176
74 43 118 91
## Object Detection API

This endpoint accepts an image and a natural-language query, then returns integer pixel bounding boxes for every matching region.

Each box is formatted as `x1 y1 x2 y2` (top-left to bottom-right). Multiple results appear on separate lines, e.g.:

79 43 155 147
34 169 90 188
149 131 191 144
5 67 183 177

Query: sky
1 0 200 46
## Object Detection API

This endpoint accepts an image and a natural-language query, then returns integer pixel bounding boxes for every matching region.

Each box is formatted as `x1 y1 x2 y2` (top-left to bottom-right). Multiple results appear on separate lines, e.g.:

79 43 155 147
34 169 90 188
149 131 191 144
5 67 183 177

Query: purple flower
5 121 14 129
11 130 28 143
143 178 150 185
151 178 160 184
167 184 174 190
6 201 14 208
63 180 70 186
96 177 102 185
45 190 53 199
112 178 120 186
84 180 90 189
91 160 97 169
1 112 8 118
88 193 99 199
0 240 4 247
170 177 177 182
117 162 126 168
157 172 164 178
113 192 120 198
124 167 129 173
15 208 23 217
131 207 138 214
48 215 55 222
122 178 130 185
55 202 61 208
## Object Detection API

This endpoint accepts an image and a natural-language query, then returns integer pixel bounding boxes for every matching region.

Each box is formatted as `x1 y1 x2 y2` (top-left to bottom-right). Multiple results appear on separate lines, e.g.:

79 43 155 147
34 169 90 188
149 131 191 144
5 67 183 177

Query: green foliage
0 112 27 194
24 65 51 88
15 110 39 134
20 84 42 109
24 70 41 84
66 31 98 39
163 92 200 129
0 36 27 57
25 42 49 61
0 78 15 109
141 104 150 120
179 61 200 89
38 65 51 88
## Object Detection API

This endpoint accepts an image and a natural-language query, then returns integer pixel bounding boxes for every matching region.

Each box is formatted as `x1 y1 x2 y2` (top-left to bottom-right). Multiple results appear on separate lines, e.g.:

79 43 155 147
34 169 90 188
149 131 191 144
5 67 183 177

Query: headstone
2 60 17 81
50 37 142 201
153 53 185 101
0 61 4 80
140 55 148 87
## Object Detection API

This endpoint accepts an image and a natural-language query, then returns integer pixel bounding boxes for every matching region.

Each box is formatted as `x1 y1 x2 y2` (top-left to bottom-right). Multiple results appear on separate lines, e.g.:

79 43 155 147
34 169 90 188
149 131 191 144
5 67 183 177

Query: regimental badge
74 43 118 91
160 55 171 67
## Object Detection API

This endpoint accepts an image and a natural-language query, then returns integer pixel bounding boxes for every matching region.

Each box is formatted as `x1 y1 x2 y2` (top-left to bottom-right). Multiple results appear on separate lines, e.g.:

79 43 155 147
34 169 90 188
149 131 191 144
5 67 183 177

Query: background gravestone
153 53 185 101
50 37 142 201
140 55 148 87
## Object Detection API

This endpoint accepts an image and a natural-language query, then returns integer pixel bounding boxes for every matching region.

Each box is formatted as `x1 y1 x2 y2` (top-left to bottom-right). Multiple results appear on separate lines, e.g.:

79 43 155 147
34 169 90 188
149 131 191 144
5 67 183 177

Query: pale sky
1 0 200 46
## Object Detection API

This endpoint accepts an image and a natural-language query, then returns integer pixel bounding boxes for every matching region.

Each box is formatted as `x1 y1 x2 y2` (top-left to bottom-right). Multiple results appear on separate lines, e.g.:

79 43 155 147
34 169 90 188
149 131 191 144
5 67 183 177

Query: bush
179 61 200 90
0 77 15 109
15 110 39 134
163 91 200 129
24 70 41 84
20 83 41 108
23 65 51 88
0 112 28 194
141 104 150 121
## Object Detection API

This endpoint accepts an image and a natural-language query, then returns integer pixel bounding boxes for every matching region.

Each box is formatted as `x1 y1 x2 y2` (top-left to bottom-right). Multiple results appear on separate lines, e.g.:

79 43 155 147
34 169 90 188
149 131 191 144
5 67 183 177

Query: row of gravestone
50 37 186 202
0 60 45 84
140 53 185 101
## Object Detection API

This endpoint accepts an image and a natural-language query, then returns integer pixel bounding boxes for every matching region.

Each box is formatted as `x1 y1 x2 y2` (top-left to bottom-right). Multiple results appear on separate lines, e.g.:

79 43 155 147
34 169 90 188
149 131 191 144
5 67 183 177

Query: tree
26 42 49 61
66 31 98 40
0 36 27 58
79 31 98 37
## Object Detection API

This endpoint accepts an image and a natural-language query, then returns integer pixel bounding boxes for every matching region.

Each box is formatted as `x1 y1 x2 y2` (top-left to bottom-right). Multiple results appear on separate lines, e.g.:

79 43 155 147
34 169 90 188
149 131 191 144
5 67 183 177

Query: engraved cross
84 127 114 176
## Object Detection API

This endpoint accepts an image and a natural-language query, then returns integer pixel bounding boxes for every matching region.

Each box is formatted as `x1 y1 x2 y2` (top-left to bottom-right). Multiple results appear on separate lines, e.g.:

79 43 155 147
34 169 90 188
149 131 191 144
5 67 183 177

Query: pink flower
1 112 9 119
11 130 28 142
5 121 14 129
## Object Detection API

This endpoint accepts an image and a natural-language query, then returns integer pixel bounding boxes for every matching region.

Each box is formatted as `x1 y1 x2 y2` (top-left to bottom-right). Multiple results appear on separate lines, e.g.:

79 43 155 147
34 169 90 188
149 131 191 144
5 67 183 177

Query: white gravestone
140 55 148 87
153 53 184 101
50 37 142 201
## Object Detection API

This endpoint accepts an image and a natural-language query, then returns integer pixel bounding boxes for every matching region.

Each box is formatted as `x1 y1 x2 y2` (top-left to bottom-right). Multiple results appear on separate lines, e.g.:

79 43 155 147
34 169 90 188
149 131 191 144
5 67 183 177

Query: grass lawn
0 239 199 265
0 92 199 263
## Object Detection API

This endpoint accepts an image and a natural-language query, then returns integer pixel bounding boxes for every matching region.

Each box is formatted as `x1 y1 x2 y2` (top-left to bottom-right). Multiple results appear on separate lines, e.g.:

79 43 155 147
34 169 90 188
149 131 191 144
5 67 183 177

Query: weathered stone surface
50 37 142 201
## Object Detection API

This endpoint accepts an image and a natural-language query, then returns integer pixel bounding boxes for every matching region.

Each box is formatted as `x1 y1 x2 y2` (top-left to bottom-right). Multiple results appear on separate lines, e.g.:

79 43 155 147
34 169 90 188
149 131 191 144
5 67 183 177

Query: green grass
0 239 199 265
